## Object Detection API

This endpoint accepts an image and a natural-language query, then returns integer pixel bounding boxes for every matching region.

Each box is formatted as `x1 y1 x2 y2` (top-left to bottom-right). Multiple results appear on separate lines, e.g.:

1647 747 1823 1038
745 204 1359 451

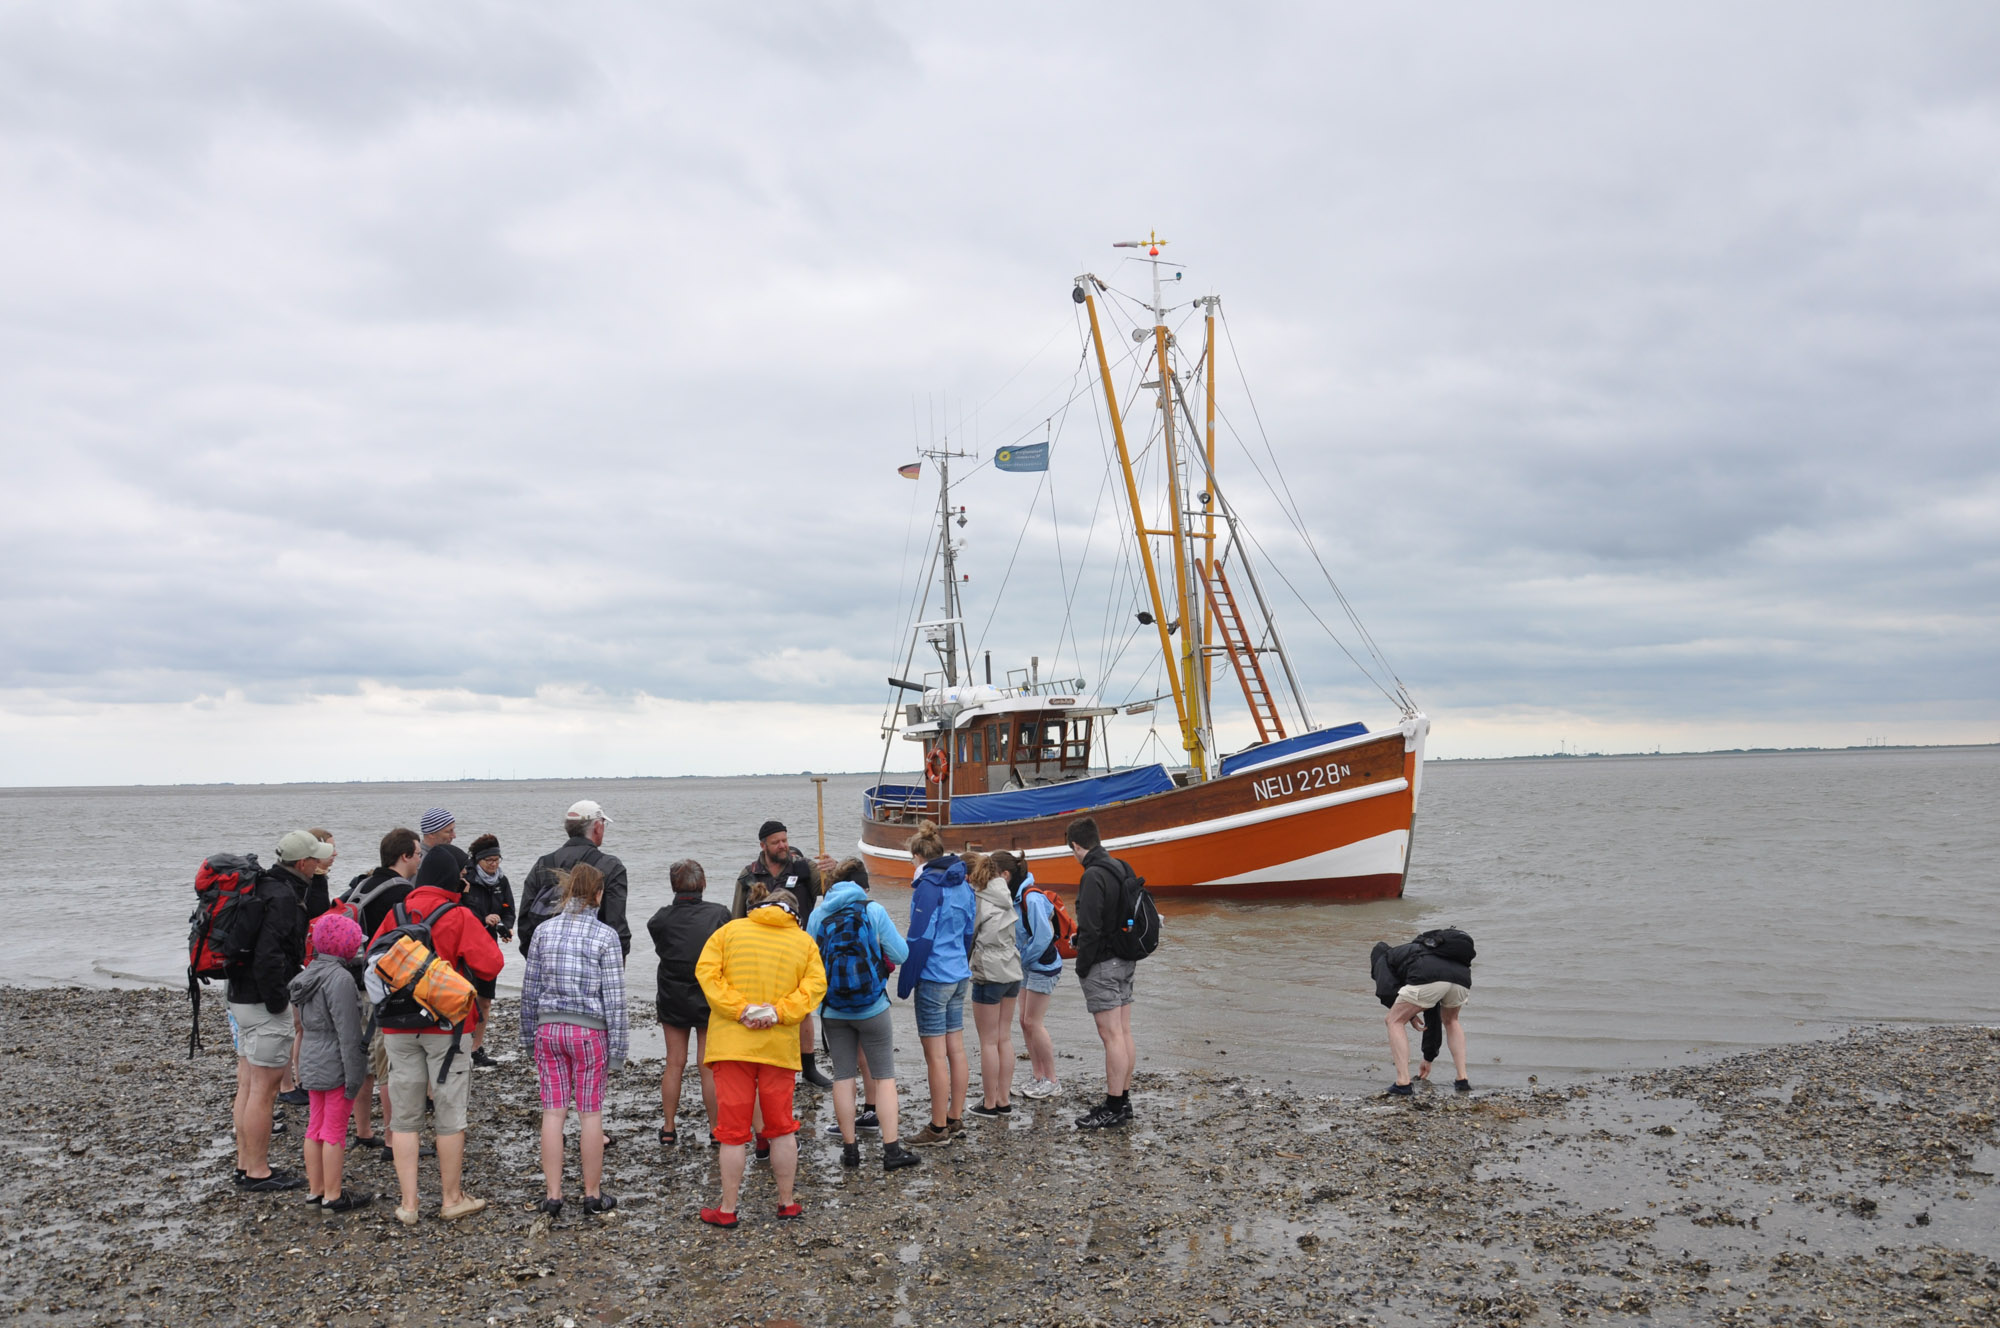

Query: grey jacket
971 881 1025 985
287 955 367 1098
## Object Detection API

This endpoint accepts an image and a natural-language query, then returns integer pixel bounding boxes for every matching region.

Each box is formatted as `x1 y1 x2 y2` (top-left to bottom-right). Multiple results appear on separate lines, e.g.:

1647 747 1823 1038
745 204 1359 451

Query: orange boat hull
859 720 1426 901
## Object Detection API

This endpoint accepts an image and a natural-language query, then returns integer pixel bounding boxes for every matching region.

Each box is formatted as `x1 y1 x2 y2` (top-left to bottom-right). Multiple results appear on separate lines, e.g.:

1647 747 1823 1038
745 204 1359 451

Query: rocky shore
0 987 1993 1327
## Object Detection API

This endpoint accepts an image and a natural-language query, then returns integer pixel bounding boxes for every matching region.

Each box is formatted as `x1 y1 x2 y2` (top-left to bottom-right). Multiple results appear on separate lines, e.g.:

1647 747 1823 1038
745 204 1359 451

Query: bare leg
324 1137 346 1203
718 1143 746 1214
770 1131 799 1207
920 1033 949 1127
871 1077 901 1144
833 1076 858 1143
973 1000 1004 1108
436 1131 467 1209
1441 1005 1469 1081
695 1027 717 1133
390 1130 420 1212
661 1024 690 1134
1093 1006 1135 1096
354 1074 377 1141
994 996 1017 1105
304 1138 325 1198
238 1064 285 1176
580 1111 605 1197
946 1030 968 1120
232 1059 252 1171
1020 988 1057 1083
1385 1001 1424 1085
540 1109 566 1201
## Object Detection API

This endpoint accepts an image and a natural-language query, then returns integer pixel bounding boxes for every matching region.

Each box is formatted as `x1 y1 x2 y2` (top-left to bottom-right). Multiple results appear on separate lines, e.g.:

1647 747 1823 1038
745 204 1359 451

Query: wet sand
1 987 1993 1327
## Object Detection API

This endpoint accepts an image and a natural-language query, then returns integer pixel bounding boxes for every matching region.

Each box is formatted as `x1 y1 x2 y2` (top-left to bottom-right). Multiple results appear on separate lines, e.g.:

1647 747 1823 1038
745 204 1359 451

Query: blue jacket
805 881 910 1020
1012 873 1064 976
905 855 976 987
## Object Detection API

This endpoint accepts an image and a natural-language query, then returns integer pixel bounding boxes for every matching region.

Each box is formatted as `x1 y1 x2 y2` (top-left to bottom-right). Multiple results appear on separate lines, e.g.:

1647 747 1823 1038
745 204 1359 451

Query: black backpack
365 900 464 1032
1418 927 1476 965
1106 860 1162 962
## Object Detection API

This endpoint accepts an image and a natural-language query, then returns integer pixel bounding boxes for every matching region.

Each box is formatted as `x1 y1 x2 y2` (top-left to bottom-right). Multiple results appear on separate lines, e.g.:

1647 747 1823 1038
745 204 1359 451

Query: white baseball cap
566 799 613 825
276 829 336 864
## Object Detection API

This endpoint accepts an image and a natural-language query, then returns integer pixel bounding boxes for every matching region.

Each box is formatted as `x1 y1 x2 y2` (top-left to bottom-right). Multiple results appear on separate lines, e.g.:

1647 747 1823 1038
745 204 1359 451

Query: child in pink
287 912 373 1213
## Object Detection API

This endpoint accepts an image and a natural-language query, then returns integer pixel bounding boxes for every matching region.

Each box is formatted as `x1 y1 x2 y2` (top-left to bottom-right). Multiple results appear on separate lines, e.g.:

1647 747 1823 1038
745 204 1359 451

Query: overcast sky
2 2 1996 785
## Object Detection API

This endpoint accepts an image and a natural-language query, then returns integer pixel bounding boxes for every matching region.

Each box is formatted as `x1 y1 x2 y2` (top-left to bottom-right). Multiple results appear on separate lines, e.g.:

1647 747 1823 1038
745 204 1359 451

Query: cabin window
968 729 985 764
993 724 1009 763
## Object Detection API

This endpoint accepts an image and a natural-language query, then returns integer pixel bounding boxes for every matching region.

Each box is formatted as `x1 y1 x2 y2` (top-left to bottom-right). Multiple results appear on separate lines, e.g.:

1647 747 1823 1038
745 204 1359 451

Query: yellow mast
1152 296 1206 778
1077 272 1191 755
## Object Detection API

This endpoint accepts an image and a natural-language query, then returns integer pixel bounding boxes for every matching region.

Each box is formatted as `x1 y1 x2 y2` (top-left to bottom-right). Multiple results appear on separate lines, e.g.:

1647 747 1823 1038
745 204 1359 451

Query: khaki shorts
1396 981 1470 1011
384 1032 471 1136
368 1029 389 1081
1081 957 1136 1014
228 1002 297 1069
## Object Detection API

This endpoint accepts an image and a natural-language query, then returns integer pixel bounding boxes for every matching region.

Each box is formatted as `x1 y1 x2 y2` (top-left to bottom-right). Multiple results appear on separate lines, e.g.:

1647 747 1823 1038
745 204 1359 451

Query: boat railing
863 783 931 822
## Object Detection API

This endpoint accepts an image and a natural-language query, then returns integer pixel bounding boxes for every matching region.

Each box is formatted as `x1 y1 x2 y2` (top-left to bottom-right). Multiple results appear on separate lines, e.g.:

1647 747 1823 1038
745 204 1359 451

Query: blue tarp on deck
1217 723 1369 777
947 764 1176 825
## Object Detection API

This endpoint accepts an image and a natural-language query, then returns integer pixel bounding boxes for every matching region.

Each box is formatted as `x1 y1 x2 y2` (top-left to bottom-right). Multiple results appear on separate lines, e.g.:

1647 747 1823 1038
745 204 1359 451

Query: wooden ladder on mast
1200 561 1287 744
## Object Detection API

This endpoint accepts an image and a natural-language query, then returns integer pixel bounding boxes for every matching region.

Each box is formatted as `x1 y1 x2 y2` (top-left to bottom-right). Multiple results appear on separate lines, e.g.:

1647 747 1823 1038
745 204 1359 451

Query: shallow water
2 746 1994 1092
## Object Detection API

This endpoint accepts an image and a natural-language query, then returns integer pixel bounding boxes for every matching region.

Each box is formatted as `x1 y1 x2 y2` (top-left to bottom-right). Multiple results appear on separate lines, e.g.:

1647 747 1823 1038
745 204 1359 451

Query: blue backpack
817 902 887 1009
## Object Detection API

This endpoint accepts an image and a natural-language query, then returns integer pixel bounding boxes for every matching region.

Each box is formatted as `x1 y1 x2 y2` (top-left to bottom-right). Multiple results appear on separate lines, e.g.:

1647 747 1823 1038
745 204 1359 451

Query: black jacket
732 851 821 929
303 872 331 921
518 835 631 957
1072 846 1130 979
224 869 307 1013
648 895 732 1027
347 865 415 939
1371 937 1473 1003
462 868 516 940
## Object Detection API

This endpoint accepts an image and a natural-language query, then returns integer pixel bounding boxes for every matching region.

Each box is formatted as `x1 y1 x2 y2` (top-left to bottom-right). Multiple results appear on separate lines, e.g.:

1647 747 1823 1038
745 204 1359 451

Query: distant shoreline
1 740 1994 793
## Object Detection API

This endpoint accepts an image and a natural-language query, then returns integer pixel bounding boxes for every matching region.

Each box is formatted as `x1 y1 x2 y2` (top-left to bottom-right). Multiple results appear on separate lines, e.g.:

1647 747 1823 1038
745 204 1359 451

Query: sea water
2 746 1994 1093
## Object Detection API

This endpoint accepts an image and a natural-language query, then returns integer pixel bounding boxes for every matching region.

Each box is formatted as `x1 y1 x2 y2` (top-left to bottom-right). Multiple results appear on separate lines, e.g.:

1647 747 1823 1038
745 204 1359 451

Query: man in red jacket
370 847 505 1224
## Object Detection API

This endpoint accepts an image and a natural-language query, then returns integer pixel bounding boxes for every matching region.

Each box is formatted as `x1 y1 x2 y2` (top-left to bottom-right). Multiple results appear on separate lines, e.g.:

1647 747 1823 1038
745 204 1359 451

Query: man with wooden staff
733 813 837 1089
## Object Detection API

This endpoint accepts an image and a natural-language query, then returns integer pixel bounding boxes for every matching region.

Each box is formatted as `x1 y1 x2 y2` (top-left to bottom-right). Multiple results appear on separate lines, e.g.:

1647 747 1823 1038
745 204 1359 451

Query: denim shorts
1023 968 1061 996
914 978 969 1037
971 979 1022 1005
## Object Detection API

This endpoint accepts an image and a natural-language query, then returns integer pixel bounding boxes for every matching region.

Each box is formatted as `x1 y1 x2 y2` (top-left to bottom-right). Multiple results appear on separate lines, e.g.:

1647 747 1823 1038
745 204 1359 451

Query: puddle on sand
896 1242 922 1264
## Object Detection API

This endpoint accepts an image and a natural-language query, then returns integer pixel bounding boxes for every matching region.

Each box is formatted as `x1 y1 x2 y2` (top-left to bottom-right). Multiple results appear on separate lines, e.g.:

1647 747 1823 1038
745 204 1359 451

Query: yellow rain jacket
695 904 827 1070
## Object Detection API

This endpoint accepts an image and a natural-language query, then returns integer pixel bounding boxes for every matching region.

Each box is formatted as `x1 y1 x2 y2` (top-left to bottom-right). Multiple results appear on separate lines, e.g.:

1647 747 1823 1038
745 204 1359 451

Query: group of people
212 801 1163 1229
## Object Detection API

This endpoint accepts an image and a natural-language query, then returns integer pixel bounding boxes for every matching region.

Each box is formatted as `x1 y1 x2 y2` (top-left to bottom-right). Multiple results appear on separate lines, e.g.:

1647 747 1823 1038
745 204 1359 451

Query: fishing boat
859 236 1428 899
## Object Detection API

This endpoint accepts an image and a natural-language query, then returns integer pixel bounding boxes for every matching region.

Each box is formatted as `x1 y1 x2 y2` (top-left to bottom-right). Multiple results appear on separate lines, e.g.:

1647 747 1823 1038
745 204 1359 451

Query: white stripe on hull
1197 828 1409 887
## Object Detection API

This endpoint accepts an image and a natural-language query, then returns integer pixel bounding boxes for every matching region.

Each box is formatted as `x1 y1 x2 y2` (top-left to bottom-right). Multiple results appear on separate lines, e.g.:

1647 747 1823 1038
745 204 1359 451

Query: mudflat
1 987 1993 1327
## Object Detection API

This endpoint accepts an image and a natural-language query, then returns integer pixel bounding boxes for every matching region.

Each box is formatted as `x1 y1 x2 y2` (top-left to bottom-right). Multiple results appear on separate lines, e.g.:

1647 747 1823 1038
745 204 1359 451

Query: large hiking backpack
186 853 263 1055
364 900 477 1084
1018 885 1079 962
1417 927 1476 965
1106 860 1162 962
817 902 888 1009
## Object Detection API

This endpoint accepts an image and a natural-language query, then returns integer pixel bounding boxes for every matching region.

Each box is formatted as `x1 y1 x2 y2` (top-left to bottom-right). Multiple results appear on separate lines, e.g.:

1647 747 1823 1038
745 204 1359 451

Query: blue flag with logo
994 442 1049 472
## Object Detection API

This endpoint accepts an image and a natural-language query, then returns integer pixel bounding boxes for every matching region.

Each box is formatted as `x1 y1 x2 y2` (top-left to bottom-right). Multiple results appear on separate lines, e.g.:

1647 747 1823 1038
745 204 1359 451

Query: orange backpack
364 900 479 1059
1020 885 1079 961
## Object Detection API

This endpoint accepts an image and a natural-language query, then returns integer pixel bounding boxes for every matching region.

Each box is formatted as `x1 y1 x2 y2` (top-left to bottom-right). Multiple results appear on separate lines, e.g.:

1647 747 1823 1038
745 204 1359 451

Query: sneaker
855 1107 881 1133
352 1135 386 1150
841 1142 861 1168
945 1117 965 1136
1021 1078 1054 1099
753 1135 771 1161
238 1170 304 1192
301 1192 325 1207
470 1048 498 1069
882 1141 922 1171
581 1194 617 1216
822 1120 851 1139
1075 1101 1131 1130
1454 1079 1473 1093
322 1192 373 1215
907 1123 952 1147
776 1202 804 1220
968 1103 1010 1119
277 1087 309 1107
536 1198 563 1218
699 1206 739 1228
1385 1082 1415 1097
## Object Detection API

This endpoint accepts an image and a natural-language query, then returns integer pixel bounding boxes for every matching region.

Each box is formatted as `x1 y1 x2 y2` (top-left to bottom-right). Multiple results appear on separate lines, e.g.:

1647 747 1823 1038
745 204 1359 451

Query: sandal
700 1206 739 1228
535 1197 563 1218
658 1127 677 1146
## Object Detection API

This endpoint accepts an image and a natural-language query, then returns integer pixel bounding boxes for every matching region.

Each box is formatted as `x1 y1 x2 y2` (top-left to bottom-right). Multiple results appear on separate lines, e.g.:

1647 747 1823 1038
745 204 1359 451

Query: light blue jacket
805 881 910 1020
1012 873 1064 977
909 856 977 986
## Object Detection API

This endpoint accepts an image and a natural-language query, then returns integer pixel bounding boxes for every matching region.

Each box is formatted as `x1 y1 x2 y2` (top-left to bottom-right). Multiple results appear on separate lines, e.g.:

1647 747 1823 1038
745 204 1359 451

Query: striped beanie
420 807 455 835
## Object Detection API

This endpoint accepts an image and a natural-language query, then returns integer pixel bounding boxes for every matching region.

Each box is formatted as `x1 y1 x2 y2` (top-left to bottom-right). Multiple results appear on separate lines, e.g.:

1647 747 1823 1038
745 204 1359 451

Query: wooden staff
811 776 828 859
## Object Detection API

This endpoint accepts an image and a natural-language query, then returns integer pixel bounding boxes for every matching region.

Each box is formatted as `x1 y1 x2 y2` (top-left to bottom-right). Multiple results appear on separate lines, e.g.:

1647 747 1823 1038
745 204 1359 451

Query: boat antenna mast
923 438 976 685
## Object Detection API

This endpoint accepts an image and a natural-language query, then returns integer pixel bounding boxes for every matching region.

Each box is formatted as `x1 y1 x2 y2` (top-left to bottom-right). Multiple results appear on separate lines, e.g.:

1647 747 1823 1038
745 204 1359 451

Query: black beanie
757 819 786 843
416 843 470 892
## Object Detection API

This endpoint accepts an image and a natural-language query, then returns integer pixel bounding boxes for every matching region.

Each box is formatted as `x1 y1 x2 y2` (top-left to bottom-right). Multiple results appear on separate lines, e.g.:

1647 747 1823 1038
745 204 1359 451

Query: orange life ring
926 748 949 783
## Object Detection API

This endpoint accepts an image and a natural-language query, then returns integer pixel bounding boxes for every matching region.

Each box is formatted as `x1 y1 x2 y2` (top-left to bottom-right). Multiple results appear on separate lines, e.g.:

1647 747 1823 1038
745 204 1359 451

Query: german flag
897 462 921 480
